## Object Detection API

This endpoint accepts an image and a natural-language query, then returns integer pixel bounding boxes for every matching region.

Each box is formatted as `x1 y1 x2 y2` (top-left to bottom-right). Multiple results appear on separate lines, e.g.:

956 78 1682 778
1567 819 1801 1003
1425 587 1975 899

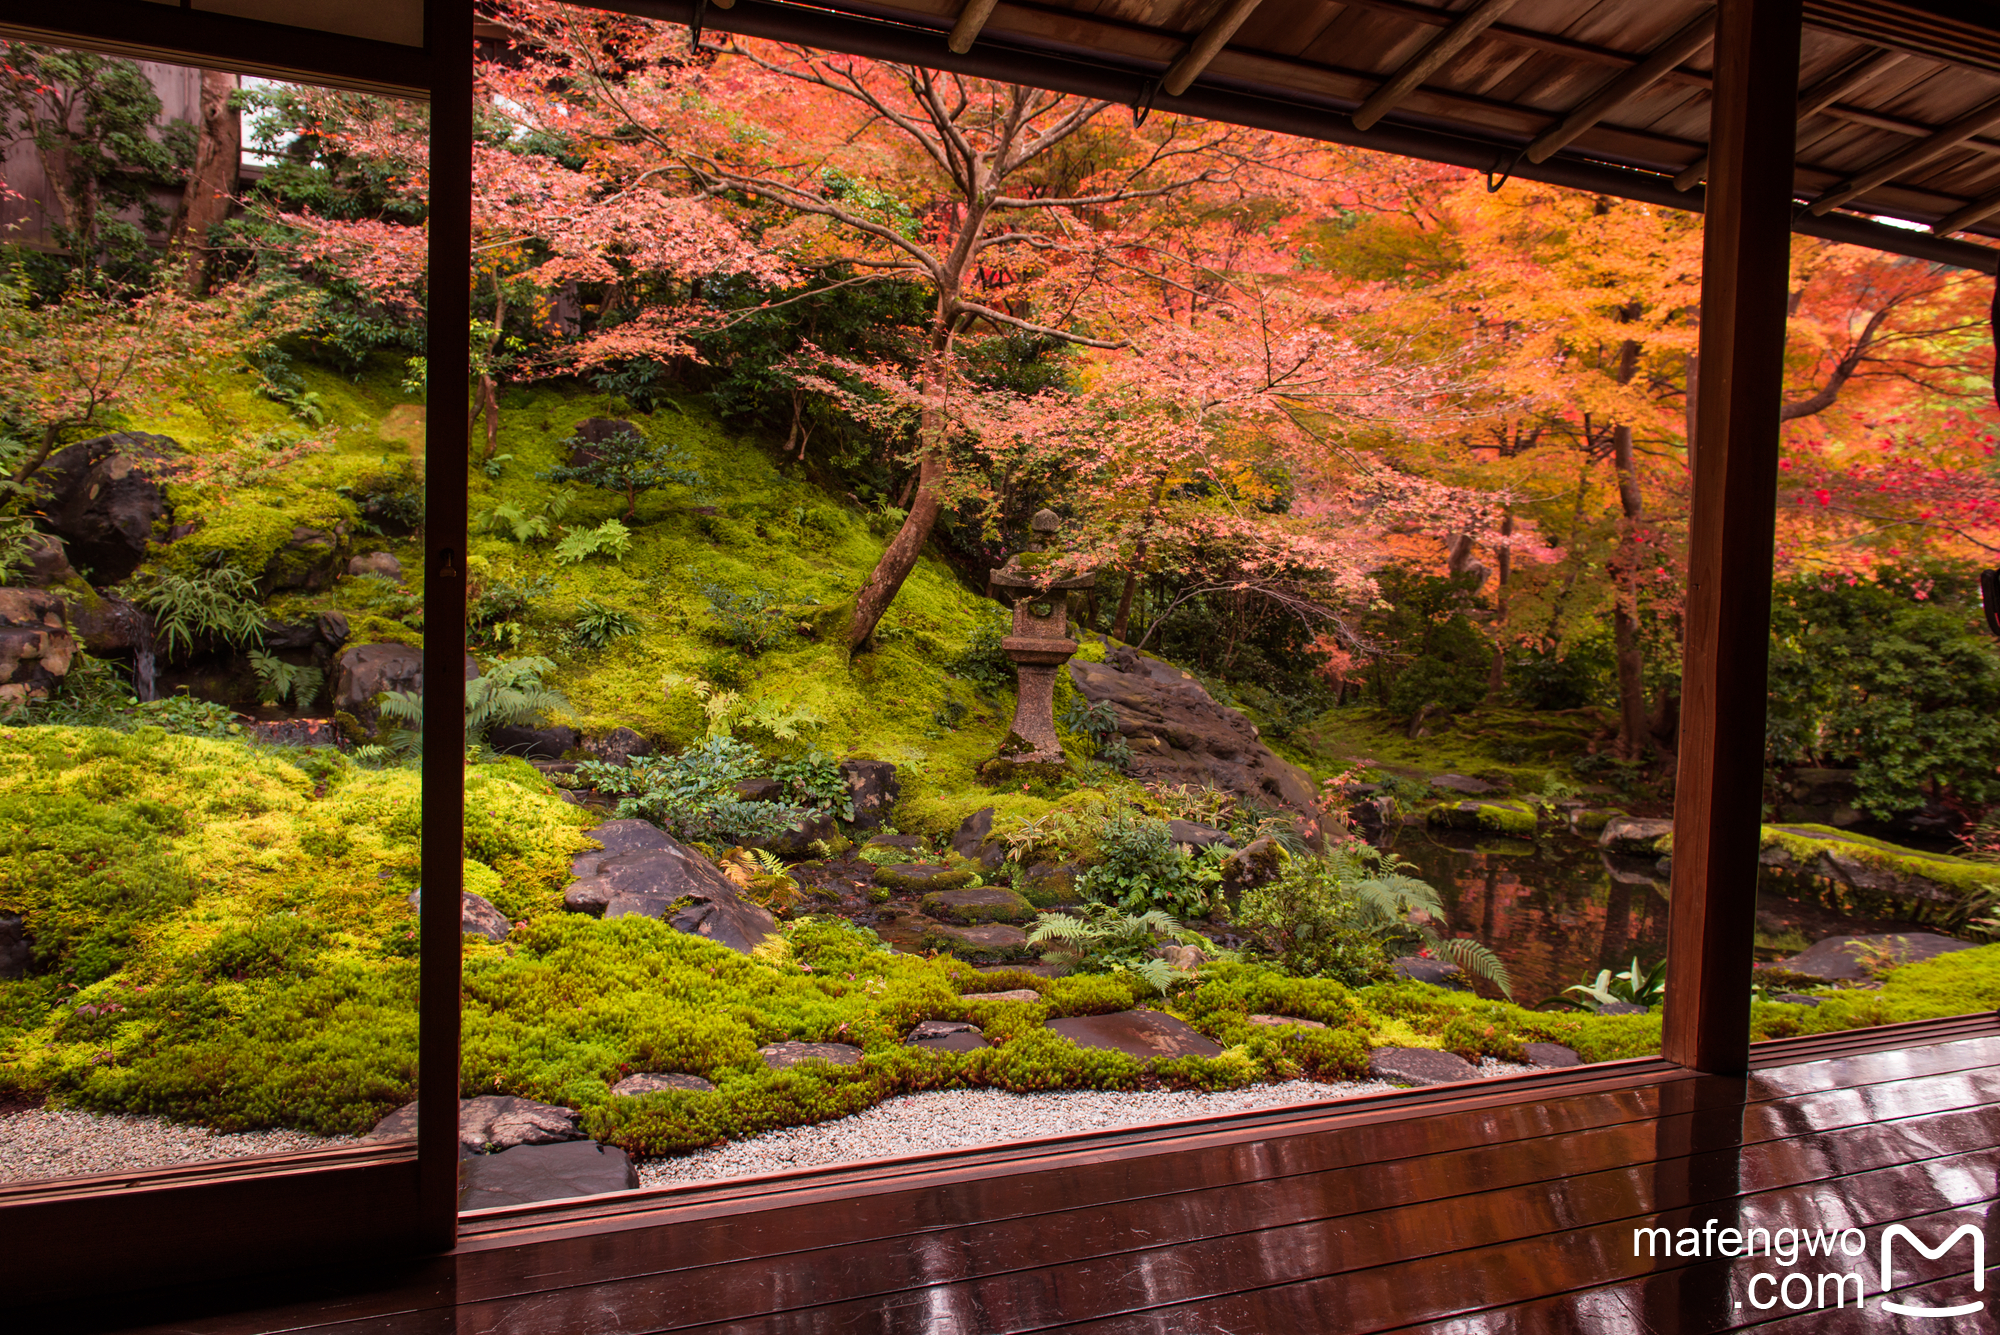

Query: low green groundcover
3 726 1995 1156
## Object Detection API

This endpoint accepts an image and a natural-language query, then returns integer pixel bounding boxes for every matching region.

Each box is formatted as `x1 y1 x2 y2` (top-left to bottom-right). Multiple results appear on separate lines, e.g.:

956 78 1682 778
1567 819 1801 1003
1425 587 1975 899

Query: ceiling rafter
948 0 1001 53
1523 8 1717 165
1161 0 1269 96
1673 46 1907 190
1807 91 2000 216
1352 0 1522 131
1935 183 2000 235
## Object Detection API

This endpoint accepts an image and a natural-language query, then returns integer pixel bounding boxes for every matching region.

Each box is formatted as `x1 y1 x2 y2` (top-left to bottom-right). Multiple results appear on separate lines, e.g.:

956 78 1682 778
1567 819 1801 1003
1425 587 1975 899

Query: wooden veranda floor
57 1014 2000 1334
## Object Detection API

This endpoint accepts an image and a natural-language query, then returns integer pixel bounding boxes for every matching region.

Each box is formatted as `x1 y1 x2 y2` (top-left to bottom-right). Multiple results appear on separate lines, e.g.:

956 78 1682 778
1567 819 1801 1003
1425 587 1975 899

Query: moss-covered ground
6 367 1990 1157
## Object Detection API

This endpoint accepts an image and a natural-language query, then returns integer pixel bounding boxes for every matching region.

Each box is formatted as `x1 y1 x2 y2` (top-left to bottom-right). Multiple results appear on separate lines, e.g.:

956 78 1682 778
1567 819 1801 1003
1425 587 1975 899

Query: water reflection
1382 825 1671 1004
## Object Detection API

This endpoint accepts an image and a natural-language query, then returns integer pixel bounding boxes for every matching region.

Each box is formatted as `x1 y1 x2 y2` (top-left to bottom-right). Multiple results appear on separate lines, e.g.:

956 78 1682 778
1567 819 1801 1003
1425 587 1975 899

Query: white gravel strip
637 1060 1535 1188
0 1062 1538 1189
0 1107 361 1184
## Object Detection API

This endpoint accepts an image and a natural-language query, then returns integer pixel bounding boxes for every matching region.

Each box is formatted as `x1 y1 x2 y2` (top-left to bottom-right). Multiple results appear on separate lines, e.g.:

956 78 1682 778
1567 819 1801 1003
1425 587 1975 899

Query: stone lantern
987 509 1096 766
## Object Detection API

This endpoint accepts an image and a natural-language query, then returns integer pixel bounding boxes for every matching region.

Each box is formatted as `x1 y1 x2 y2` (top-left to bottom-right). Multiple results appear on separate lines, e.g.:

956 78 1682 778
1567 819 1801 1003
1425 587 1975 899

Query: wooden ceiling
677 0 2000 269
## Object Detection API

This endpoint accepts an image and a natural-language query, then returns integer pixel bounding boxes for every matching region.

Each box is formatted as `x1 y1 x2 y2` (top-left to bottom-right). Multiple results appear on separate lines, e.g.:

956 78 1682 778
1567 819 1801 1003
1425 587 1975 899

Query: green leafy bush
575 735 802 845
1075 812 1214 918
1026 904 1213 994
250 650 323 709
540 423 701 520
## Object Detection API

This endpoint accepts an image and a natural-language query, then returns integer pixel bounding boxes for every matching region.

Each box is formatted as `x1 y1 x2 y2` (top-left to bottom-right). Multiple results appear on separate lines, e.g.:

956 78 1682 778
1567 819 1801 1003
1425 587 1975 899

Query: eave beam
1162 0 1267 97
1674 46 1906 190
1524 8 1717 165
1354 0 1522 131
1807 91 2000 215
1935 183 2000 235
947 0 999 54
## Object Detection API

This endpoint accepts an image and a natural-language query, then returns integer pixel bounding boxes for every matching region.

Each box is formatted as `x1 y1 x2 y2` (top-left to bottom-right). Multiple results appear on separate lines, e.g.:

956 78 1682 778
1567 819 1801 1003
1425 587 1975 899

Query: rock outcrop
36 432 177 583
1067 646 1317 817
0 589 76 706
563 818 778 954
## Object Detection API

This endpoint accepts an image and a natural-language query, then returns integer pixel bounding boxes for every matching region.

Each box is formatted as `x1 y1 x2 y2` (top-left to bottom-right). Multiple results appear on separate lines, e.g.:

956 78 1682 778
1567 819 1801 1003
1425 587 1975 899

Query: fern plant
553 518 633 565
1026 904 1212 995
249 651 323 709
370 655 573 758
663 672 823 743
1238 847 1513 997
133 566 265 660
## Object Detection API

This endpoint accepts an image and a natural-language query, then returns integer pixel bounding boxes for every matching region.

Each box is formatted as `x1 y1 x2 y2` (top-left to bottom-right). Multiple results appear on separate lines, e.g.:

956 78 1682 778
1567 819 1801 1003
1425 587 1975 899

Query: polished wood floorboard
52 1020 2000 1334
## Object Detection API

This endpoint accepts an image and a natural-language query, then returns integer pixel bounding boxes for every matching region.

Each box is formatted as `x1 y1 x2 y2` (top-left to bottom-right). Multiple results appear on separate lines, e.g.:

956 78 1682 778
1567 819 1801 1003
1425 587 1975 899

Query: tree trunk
1488 509 1513 695
849 325 953 651
170 70 240 297
1110 564 1142 642
1609 423 1649 759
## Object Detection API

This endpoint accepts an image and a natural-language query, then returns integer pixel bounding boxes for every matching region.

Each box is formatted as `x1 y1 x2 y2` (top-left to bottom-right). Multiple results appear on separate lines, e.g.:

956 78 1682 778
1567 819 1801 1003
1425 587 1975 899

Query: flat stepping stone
867 834 927 852
1368 1047 1478 1087
1166 820 1233 848
1520 1043 1583 1068
877 863 973 893
921 921 1031 960
365 1095 585 1153
1045 1009 1223 1061
458 1140 638 1211
964 988 1042 1003
1774 993 1821 1007
1595 1001 1650 1015
1433 774 1501 794
1392 956 1471 991
1775 932 1973 982
922 885 1034 925
906 1020 989 1052
758 1041 864 1070
610 1072 714 1096
1247 1014 1327 1030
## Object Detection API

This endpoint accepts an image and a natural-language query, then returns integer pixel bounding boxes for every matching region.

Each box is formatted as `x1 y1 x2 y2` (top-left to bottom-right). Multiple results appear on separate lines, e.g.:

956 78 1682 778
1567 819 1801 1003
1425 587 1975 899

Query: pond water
1380 824 1671 1006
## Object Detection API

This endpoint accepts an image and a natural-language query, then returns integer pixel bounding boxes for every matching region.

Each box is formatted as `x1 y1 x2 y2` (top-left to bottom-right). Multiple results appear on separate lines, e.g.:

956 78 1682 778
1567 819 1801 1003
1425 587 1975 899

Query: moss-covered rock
920 920 1033 961
1426 798 1539 837
1568 807 1625 836
1598 816 1673 856
874 864 974 894
921 886 1035 925
1758 825 2000 908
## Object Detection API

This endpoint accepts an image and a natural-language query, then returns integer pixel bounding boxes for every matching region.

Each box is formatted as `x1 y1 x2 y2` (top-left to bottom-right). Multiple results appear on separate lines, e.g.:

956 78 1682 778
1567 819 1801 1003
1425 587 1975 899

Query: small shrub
572 598 641 651
575 734 802 845
132 566 265 660
553 518 633 565
1075 813 1213 919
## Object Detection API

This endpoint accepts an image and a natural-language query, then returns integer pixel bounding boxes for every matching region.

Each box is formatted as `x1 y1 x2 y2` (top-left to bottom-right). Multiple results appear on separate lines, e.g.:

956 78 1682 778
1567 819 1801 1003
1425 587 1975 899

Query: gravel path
0 1107 360 1184
1 1063 1533 1188
637 1061 1532 1188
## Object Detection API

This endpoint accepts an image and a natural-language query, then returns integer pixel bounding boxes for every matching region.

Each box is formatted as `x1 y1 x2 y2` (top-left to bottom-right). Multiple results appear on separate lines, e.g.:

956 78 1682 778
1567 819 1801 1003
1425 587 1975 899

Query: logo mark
1880 1224 1985 1319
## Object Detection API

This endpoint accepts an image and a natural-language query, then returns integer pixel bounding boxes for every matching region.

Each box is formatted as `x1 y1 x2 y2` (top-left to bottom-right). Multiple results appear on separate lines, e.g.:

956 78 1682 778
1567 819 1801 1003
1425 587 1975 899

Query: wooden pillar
419 0 475 1248
1661 0 1802 1074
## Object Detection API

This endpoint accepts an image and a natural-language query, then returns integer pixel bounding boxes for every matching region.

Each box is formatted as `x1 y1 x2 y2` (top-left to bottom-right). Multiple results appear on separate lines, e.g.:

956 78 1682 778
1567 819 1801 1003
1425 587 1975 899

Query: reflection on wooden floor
79 1015 2000 1334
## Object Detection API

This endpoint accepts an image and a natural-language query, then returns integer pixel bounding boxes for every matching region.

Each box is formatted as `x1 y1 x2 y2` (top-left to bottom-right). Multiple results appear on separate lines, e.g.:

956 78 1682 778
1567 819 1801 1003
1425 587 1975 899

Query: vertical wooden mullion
420 0 475 1248
1661 0 1803 1074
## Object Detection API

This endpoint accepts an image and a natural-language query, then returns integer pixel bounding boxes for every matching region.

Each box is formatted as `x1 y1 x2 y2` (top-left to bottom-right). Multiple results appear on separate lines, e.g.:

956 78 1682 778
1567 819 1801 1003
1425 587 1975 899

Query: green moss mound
1426 798 1540 837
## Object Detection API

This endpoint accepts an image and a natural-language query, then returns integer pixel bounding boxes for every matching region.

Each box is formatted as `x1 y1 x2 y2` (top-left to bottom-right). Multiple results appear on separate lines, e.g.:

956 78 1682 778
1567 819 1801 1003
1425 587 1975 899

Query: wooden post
1660 0 1802 1074
420 0 474 1248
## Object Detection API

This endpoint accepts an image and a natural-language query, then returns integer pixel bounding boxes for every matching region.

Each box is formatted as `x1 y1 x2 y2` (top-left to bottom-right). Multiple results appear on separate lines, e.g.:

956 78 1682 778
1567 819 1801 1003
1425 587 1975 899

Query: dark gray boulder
565 820 778 954
37 432 176 583
1599 817 1674 857
742 809 839 859
840 758 900 830
951 807 996 859
488 723 580 760
1167 820 1234 849
332 642 422 735
583 727 652 768
458 1140 638 1211
347 552 403 580
1044 1009 1223 1060
1220 837 1283 892
1068 649 1317 817
61 591 148 656
1392 956 1471 991
407 888 511 943
264 523 351 594
1368 1047 1478 1086
0 912 27 980
19 532 75 587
